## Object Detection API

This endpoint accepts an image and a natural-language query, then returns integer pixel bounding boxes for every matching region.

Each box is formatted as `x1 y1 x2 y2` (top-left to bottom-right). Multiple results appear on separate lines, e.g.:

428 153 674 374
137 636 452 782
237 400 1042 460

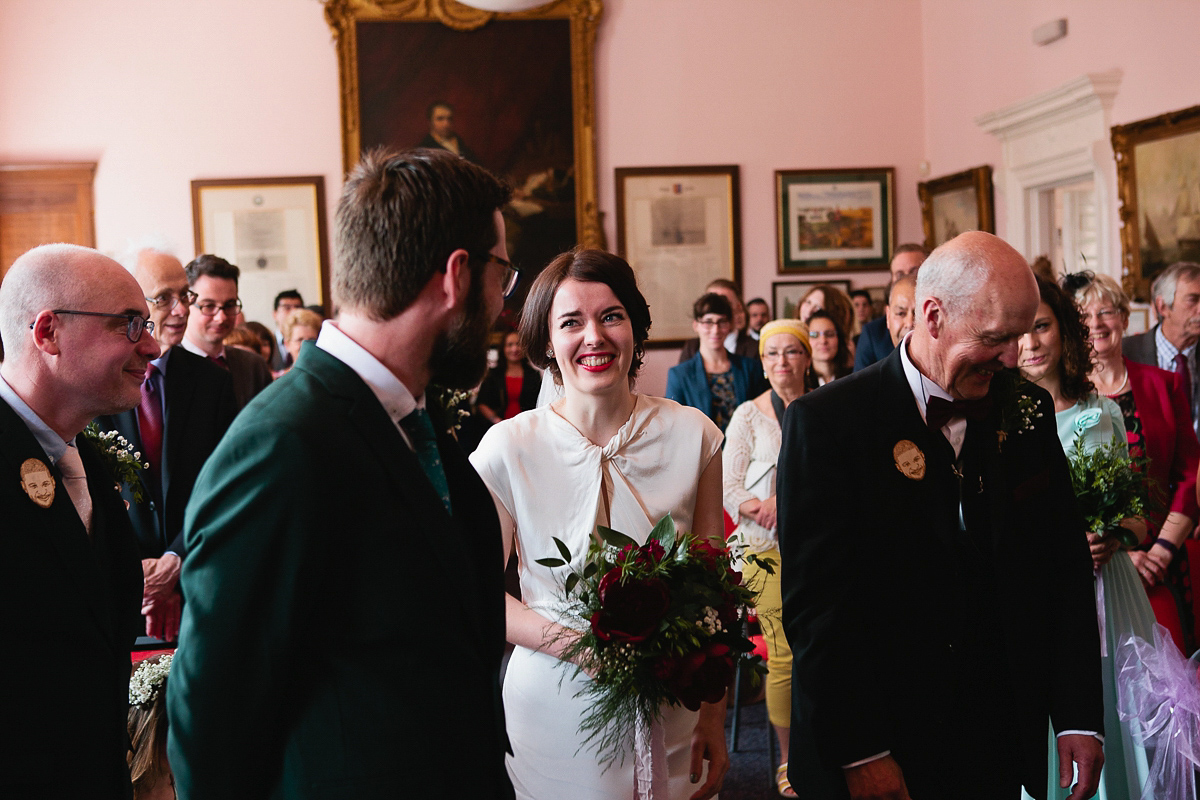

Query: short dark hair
693 292 733 321
185 254 239 287
274 289 303 310
805 309 853 386
848 289 872 302
1033 275 1094 403
334 148 511 321
893 242 930 258
427 101 452 120
745 297 768 309
519 248 652 383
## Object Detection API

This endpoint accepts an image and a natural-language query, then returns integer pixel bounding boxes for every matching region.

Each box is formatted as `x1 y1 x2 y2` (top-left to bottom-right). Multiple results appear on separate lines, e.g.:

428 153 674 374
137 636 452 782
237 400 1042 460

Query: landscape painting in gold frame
917 165 994 251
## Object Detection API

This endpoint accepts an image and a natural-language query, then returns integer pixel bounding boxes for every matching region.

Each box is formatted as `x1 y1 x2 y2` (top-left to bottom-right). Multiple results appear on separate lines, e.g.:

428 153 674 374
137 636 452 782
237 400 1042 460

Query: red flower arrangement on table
536 516 770 767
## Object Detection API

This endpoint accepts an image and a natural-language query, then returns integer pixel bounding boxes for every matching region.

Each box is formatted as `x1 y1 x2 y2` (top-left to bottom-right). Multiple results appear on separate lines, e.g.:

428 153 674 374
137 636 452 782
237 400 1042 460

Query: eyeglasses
1080 308 1119 323
696 317 731 329
763 348 807 360
35 310 155 342
146 290 198 310
809 330 839 340
194 299 243 317
475 253 521 298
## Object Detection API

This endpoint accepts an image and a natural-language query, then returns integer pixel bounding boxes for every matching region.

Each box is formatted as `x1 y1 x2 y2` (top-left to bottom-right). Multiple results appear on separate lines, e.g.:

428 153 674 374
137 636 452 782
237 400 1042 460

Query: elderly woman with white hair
721 318 810 798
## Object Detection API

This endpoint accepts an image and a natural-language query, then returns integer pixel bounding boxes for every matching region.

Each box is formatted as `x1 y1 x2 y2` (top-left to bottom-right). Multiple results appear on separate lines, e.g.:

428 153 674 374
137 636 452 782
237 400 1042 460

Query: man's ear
921 297 943 340
29 311 62 355
440 249 472 311
1153 295 1169 322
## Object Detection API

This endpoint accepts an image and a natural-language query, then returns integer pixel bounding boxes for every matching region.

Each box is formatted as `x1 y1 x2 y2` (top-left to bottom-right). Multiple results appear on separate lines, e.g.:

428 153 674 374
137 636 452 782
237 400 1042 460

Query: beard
429 271 493 390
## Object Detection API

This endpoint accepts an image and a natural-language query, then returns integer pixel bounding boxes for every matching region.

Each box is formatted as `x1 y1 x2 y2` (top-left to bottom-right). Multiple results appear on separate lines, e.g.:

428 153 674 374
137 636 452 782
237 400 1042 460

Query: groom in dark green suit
168 148 515 799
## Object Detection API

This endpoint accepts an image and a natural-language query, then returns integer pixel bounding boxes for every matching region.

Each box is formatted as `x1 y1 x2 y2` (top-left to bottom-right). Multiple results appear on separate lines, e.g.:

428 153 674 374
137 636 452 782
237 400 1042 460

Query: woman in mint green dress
1017 276 1159 800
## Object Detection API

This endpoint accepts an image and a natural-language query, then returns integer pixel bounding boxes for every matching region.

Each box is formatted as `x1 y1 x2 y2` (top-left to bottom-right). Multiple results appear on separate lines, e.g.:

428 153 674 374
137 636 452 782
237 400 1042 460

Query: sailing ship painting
1135 128 1200 282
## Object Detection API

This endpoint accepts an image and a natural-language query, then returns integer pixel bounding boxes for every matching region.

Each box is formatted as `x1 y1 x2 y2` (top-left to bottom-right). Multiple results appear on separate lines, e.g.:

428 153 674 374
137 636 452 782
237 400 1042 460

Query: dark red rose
637 540 665 565
661 642 735 711
726 567 743 586
716 599 740 629
590 574 671 643
690 538 726 569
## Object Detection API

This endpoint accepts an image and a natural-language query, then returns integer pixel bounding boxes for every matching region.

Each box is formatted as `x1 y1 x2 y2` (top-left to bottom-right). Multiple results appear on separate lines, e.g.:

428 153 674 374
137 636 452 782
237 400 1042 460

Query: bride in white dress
470 249 729 800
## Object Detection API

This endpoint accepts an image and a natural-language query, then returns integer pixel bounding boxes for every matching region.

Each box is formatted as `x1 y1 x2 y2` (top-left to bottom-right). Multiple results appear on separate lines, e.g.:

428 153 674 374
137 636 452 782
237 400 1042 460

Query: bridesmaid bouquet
536 516 768 766
1064 431 1155 547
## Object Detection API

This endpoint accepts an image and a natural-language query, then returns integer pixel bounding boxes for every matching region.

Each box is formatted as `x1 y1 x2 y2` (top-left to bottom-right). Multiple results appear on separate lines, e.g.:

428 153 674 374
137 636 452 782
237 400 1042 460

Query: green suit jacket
167 344 513 799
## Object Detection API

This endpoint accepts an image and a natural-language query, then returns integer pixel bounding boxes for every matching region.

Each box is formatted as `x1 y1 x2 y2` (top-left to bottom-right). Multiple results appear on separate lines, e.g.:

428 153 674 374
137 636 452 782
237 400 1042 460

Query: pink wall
921 0 1200 237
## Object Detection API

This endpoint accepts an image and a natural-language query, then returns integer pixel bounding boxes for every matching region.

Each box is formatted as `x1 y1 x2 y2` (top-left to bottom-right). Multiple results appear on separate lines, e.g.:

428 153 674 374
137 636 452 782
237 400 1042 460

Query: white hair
116 235 177 274
0 244 101 361
1150 261 1200 320
914 237 992 318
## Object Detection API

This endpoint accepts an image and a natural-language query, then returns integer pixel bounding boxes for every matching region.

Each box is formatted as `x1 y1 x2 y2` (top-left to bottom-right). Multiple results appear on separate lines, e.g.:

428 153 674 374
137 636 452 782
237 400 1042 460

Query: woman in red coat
1067 271 1200 653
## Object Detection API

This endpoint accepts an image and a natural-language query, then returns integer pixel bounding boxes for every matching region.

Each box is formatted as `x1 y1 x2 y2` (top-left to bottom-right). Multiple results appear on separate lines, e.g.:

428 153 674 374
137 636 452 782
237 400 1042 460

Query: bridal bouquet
1065 430 1155 547
536 516 769 766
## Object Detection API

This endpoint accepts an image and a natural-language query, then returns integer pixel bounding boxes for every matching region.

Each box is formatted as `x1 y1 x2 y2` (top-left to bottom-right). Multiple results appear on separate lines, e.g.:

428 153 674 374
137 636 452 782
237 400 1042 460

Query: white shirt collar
0 374 72 464
181 336 224 361
899 333 966 455
314 320 423 427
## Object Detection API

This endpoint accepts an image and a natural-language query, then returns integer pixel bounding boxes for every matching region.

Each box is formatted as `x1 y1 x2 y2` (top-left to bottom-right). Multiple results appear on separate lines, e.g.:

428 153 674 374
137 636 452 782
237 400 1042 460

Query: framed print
771 280 850 320
615 165 741 347
775 167 894 272
917 165 994 250
326 0 603 316
190 176 330 327
1112 103 1200 300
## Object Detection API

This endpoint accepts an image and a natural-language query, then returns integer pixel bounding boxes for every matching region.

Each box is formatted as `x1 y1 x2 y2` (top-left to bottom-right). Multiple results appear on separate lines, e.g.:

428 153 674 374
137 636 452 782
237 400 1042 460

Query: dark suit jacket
665 351 765 425
476 361 541 420
0 399 143 798
95 346 237 559
777 349 1102 799
852 316 893 371
678 329 760 362
224 345 274 409
417 133 479 164
1126 357 1200 526
1122 325 1159 368
167 345 513 800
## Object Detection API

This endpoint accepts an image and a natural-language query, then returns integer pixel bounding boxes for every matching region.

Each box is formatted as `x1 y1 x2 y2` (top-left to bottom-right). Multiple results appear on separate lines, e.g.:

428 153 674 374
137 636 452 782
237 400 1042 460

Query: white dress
471 394 723 800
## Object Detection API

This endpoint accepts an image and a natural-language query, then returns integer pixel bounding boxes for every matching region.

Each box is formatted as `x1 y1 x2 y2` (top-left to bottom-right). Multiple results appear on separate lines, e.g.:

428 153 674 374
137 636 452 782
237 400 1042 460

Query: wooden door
0 163 97 280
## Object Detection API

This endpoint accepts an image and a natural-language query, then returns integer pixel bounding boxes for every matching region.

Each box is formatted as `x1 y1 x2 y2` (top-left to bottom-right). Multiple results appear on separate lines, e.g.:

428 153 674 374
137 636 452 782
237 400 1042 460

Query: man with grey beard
167 148 515 799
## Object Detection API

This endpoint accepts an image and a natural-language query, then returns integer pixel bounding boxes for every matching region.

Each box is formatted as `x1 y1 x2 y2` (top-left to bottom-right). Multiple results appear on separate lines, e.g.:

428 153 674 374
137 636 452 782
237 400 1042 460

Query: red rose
690 538 726 569
590 572 671 643
637 540 665 565
659 642 735 711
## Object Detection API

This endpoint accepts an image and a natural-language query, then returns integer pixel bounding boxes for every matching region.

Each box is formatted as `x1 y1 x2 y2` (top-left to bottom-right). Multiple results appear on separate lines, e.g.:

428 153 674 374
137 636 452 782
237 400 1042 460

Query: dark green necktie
399 408 452 514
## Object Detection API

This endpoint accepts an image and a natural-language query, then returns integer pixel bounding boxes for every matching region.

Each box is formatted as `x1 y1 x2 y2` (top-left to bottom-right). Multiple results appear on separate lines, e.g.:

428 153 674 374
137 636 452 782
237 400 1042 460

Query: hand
1086 532 1120 569
738 498 762 521
1057 734 1103 800
754 496 778 530
843 755 911 800
1128 551 1165 587
142 591 182 641
688 701 729 800
141 554 182 640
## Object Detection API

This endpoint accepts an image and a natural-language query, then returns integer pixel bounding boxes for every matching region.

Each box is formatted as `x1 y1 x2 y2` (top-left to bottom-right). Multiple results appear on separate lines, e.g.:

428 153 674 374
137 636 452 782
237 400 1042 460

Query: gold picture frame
1112 103 1200 301
324 0 604 273
917 165 994 251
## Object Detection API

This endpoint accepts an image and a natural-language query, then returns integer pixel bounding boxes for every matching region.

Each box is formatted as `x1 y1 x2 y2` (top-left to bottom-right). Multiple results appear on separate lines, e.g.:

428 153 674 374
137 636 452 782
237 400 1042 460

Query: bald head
910 232 1038 399
132 249 191 348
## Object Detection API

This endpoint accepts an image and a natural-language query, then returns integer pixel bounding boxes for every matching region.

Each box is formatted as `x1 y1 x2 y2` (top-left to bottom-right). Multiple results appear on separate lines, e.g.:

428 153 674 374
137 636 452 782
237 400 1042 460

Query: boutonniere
429 385 473 438
992 372 1042 452
81 422 150 503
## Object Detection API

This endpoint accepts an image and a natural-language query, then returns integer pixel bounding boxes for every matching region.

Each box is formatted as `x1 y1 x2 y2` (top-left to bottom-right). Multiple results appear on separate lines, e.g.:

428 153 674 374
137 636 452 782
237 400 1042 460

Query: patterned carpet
722 696 783 800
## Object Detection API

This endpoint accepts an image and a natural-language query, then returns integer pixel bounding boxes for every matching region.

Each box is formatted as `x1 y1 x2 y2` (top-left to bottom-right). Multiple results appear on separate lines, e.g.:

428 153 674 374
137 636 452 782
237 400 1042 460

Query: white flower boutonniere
993 373 1042 452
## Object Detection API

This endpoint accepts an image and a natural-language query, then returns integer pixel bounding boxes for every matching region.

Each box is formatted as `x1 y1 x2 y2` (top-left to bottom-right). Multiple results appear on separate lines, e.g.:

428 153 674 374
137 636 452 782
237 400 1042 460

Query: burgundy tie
1173 352 1194 413
138 363 163 485
211 354 229 370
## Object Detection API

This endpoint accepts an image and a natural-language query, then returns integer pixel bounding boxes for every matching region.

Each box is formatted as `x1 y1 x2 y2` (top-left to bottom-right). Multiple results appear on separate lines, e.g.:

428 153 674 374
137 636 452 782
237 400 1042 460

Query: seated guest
678 277 759 361
805 309 852 388
477 331 540 424
722 318 810 798
242 320 279 366
1066 270 1200 653
855 243 929 371
128 654 175 800
667 292 763 432
849 289 875 336
745 297 770 340
280 308 323 370
271 290 304 370
885 275 917 348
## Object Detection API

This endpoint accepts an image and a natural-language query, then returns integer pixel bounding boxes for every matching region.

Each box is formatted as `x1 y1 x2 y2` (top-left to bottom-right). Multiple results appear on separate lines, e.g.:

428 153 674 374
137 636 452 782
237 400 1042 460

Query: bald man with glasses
0 243 157 798
94 247 237 644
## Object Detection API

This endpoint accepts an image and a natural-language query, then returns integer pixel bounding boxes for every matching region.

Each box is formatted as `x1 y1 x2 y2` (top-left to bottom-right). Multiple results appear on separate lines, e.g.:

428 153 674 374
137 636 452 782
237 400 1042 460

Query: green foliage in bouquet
534 516 772 768
1065 431 1157 548
82 422 149 504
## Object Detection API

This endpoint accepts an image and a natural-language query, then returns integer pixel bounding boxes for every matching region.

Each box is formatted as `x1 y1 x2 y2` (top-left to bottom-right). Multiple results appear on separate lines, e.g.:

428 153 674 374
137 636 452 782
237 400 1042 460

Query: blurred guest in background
805 309 852 389
854 243 929 371
242 320 278 366
746 297 770 341
271 290 304 370
280 308 322 369
477 330 540 424
679 277 759 361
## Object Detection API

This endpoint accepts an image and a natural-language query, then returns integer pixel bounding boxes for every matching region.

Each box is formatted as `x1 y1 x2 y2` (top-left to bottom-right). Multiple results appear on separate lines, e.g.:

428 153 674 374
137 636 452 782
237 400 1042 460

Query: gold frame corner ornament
916 165 995 252
324 0 604 249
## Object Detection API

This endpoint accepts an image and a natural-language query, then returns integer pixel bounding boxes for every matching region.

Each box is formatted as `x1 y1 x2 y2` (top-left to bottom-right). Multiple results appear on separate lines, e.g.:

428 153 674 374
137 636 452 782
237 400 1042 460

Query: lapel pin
893 440 926 481
19 458 56 509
